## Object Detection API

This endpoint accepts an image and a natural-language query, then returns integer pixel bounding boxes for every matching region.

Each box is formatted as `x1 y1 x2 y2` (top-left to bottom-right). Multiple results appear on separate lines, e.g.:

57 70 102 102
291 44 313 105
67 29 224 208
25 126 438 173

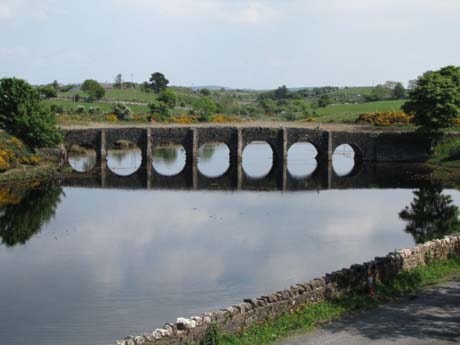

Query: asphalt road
279 279 460 345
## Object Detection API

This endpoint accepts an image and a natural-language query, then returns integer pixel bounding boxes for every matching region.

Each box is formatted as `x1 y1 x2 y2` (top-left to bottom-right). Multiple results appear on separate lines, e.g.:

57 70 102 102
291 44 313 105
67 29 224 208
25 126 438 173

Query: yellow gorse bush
105 114 119 122
0 133 40 172
211 114 241 123
170 115 196 124
356 112 414 126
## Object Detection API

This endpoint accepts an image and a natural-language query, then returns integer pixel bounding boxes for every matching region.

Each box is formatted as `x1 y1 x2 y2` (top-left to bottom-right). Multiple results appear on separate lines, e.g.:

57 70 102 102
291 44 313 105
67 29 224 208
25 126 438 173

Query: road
279 279 460 345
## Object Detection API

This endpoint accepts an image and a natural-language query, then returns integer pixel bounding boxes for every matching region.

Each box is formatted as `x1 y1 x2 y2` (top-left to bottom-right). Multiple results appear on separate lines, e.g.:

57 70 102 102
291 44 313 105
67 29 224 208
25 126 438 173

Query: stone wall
112 235 460 345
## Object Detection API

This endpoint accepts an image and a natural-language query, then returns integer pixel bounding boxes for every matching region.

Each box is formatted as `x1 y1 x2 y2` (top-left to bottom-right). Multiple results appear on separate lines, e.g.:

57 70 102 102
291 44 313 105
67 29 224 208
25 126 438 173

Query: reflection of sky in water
2 187 459 345
198 143 230 178
4 143 457 345
107 149 142 176
68 152 96 172
288 143 318 178
153 145 186 176
242 142 273 178
68 142 358 178
333 144 355 176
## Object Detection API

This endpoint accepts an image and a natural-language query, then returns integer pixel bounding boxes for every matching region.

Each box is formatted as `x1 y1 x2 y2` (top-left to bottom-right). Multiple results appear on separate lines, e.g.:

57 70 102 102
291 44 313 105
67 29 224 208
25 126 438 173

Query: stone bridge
62 125 432 190
64 126 431 184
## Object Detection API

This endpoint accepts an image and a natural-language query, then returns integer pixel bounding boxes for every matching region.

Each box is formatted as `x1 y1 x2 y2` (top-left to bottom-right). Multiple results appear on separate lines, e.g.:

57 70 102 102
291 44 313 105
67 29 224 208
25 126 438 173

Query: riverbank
0 131 66 184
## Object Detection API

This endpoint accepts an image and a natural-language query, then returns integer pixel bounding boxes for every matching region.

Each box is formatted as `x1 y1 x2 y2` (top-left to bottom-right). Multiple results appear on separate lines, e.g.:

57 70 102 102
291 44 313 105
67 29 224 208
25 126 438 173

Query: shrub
59 84 74 93
355 111 414 126
50 104 65 114
193 97 217 118
158 88 177 108
81 79 105 100
148 101 170 122
113 103 132 120
0 133 41 172
306 117 315 122
76 105 85 114
0 78 62 148
39 85 57 99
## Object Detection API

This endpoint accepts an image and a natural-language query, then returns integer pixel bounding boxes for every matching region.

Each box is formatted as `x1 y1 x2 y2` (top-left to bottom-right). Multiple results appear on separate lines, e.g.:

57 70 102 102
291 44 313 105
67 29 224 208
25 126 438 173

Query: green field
42 99 150 114
313 100 405 123
47 83 409 125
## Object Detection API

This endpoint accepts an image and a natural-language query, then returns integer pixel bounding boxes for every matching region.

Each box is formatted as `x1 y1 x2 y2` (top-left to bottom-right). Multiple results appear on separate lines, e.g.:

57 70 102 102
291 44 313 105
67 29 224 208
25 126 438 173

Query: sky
0 0 459 89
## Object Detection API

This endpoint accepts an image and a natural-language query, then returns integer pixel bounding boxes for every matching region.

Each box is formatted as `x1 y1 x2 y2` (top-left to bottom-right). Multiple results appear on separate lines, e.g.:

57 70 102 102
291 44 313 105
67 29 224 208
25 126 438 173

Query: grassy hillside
46 83 409 125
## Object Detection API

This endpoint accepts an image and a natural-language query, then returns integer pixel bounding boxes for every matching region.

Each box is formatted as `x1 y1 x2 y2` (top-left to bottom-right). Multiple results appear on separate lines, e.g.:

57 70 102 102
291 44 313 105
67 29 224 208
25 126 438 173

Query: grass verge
209 256 460 345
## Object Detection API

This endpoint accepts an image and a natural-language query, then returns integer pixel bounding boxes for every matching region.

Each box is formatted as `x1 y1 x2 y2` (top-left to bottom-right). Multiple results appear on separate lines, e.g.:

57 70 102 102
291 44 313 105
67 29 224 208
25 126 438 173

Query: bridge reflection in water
62 157 432 191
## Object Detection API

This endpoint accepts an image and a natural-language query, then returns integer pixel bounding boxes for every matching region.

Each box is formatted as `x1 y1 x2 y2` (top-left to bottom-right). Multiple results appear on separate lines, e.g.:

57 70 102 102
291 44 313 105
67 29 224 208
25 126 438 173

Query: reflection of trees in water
108 149 142 167
0 182 64 247
109 149 129 164
82 155 96 171
154 146 180 166
199 144 216 162
399 183 460 244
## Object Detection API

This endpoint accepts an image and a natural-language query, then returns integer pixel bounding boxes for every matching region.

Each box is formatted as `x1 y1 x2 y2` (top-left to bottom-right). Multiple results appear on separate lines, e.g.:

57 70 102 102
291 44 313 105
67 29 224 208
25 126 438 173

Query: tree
200 88 211 96
114 74 123 89
363 85 390 101
149 72 169 93
39 85 57 98
393 82 406 99
402 66 460 134
0 78 62 148
158 88 177 108
194 97 217 121
0 182 63 247
274 85 290 100
317 94 332 108
399 183 460 244
52 80 59 90
81 79 105 100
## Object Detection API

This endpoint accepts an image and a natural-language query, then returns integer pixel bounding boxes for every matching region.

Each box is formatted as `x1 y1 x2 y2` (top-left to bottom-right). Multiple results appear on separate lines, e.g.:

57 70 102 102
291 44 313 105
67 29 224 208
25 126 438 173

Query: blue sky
0 0 459 88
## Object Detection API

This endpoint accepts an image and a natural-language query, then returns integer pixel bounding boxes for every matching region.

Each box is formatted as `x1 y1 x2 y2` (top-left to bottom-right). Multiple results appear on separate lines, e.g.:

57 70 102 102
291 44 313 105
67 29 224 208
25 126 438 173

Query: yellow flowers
105 114 119 122
356 112 414 126
0 133 40 172
170 115 195 124
211 114 241 123
0 181 41 207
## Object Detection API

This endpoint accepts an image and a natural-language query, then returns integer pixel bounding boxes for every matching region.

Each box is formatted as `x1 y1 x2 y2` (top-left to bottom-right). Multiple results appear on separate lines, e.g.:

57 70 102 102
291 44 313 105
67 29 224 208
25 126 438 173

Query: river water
0 142 459 345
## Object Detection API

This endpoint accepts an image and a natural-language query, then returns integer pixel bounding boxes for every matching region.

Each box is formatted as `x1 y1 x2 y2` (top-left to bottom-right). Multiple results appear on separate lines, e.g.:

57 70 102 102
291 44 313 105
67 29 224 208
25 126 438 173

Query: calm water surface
2 143 459 345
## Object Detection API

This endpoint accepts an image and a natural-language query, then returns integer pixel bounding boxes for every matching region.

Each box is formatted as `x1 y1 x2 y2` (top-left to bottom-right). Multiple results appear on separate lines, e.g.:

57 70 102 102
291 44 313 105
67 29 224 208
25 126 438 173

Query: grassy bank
206 257 460 345
428 137 460 168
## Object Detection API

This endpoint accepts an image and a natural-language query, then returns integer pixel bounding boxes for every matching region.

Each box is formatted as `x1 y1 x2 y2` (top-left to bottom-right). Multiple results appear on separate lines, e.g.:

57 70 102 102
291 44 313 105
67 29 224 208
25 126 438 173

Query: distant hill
191 86 231 91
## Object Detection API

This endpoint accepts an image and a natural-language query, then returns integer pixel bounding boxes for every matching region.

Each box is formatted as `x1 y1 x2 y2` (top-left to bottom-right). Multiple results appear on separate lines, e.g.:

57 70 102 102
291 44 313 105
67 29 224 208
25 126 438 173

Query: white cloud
0 0 56 21
115 0 279 25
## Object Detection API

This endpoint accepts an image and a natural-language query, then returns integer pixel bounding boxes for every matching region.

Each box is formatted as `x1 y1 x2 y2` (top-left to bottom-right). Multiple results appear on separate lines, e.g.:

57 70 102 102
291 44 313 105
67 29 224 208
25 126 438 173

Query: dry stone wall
112 234 460 345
